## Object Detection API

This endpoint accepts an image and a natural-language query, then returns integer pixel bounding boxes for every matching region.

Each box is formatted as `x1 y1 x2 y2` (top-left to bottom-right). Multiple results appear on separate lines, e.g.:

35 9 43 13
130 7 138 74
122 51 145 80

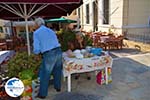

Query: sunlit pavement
37 49 150 100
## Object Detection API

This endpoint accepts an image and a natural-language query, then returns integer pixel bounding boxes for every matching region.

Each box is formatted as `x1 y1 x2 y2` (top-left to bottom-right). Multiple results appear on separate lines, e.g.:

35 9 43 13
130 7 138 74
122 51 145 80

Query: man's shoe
87 76 91 80
36 94 46 99
55 88 61 92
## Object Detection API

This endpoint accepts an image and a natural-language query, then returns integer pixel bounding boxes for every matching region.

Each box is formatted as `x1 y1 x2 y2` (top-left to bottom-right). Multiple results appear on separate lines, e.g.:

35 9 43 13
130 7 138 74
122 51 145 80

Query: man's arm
33 33 40 54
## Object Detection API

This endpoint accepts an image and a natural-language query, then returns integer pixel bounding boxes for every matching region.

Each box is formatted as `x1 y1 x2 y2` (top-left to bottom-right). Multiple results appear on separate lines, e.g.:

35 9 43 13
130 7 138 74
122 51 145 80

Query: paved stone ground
109 48 143 58
124 40 150 52
35 47 150 100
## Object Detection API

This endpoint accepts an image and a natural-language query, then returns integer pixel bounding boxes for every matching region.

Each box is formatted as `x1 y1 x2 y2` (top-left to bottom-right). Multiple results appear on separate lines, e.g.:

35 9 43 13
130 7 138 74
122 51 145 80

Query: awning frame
0 0 82 55
0 3 50 55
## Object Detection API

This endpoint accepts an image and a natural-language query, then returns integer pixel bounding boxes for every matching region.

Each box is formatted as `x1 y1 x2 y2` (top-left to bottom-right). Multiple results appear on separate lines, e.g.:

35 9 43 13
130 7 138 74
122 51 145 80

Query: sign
5 77 24 97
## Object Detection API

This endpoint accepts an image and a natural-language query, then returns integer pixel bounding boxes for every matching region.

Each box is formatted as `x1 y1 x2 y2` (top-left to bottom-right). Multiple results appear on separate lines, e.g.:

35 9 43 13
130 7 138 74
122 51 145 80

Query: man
33 18 62 99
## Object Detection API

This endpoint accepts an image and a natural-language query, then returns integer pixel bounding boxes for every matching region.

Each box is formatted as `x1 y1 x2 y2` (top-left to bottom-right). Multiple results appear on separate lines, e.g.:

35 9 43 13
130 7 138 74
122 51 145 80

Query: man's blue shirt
33 25 60 54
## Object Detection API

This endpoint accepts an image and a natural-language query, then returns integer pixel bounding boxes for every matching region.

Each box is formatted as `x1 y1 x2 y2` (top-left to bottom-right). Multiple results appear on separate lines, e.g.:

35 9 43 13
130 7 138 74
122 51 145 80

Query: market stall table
63 52 113 92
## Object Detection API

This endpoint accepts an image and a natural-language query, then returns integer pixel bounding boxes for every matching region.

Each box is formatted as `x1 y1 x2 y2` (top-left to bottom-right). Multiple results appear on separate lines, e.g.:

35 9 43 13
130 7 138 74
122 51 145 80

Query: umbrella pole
24 4 31 55
25 17 31 55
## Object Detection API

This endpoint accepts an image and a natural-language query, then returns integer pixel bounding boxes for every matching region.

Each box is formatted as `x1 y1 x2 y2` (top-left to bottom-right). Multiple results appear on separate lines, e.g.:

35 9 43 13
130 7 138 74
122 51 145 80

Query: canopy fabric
0 0 80 4
46 17 77 23
0 0 82 55
0 1 82 20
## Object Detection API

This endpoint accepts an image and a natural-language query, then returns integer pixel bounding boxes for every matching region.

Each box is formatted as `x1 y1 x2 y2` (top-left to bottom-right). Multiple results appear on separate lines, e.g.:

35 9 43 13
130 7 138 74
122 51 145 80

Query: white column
98 0 103 25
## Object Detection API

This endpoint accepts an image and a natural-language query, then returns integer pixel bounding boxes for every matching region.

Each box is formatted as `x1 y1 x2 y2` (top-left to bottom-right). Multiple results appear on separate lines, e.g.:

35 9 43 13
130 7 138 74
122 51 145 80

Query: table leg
105 67 108 84
67 74 71 92
95 71 98 75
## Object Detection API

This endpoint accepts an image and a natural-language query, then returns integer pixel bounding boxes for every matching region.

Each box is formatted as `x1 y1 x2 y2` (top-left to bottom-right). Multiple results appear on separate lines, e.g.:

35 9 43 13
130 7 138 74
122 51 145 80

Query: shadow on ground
53 92 102 100
43 54 150 100
109 47 143 58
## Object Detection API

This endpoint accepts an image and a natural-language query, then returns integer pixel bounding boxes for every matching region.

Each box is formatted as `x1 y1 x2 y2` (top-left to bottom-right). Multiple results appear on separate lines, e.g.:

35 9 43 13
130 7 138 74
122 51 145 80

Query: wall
127 0 150 26
0 19 12 35
79 0 124 34
79 0 96 32
123 0 150 42
98 0 124 35
78 0 150 37
15 26 34 36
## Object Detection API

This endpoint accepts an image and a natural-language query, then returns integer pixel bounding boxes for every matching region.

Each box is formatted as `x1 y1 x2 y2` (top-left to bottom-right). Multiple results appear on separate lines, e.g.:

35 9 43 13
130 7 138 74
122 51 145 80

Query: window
78 8 80 18
93 0 98 31
5 28 8 33
103 0 109 24
86 4 90 24
0 26 3 33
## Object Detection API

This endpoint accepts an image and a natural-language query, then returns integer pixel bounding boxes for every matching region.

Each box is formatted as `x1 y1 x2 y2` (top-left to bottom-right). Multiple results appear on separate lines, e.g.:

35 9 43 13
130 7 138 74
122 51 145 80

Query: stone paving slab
36 53 150 100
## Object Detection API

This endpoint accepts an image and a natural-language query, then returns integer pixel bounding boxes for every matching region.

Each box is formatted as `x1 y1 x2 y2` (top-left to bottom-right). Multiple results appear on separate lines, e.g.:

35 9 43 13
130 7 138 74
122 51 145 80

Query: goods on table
21 79 32 100
66 49 75 58
66 49 96 59
90 48 103 56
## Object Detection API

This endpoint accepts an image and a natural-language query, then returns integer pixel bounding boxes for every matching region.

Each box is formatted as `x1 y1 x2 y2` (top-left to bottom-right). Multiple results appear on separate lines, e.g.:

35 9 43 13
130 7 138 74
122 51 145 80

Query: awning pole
25 17 31 55
24 4 31 55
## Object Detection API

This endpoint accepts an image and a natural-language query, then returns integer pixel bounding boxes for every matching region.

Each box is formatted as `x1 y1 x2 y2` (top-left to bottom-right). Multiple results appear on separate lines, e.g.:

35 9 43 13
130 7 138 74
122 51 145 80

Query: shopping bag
96 70 105 85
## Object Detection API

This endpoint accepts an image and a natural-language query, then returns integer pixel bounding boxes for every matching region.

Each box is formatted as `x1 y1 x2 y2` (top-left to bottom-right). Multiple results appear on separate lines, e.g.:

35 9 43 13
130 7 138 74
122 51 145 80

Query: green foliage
83 35 93 46
57 29 93 51
7 52 41 79
19 69 35 80
57 29 76 51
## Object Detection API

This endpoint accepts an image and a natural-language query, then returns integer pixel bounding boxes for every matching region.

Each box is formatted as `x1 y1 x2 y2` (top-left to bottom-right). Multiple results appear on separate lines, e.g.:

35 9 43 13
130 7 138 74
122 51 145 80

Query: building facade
78 0 150 43
0 19 35 38
0 19 12 36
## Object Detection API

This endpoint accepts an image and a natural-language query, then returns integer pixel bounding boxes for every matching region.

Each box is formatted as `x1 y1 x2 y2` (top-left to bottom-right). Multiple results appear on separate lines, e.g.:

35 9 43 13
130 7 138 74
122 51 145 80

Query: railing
125 32 150 44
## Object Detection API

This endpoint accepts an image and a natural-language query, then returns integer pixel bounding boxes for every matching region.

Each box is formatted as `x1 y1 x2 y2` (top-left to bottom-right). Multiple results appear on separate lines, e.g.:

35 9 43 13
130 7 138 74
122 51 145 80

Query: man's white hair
35 17 45 26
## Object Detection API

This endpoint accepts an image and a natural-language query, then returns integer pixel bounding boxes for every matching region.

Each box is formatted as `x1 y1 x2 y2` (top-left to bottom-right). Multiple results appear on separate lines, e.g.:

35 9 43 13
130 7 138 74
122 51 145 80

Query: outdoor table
0 50 14 72
63 52 113 92
0 43 7 50
100 36 110 43
6 39 13 50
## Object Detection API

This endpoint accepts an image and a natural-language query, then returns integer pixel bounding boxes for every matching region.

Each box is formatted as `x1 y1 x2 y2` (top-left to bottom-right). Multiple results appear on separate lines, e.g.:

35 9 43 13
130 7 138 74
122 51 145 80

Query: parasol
0 0 82 55
45 17 77 23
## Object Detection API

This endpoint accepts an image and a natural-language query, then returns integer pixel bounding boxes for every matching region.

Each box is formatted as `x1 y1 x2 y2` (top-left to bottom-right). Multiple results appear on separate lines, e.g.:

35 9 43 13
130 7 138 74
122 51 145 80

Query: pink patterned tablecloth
63 52 113 77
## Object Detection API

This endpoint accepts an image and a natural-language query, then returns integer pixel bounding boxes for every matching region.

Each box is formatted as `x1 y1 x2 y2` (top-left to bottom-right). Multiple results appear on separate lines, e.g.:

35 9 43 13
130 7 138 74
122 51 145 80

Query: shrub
7 52 41 79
